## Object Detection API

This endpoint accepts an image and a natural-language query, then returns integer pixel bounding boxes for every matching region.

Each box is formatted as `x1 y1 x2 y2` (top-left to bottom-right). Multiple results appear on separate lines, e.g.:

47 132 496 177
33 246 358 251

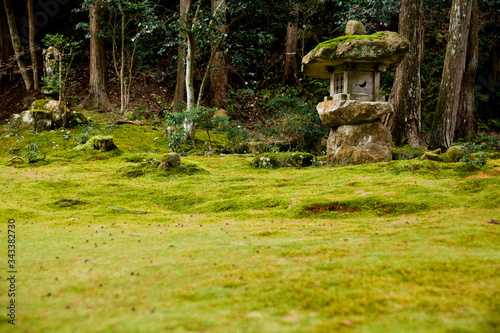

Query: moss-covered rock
14 110 53 131
421 147 465 163
237 142 268 154
74 136 117 151
158 153 181 171
446 146 465 162
9 99 87 131
252 152 316 169
391 145 427 160
302 31 410 79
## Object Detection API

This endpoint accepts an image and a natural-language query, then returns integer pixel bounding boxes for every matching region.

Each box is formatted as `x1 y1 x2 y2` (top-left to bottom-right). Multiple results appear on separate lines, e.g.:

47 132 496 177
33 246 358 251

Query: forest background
0 0 499 151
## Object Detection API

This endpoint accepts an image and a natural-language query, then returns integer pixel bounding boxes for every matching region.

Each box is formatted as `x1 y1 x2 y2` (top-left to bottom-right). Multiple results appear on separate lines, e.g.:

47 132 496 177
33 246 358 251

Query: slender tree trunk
184 0 197 145
81 3 114 111
185 0 197 111
386 0 426 147
210 0 227 108
27 0 39 91
172 0 187 112
3 0 32 91
455 0 478 141
120 9 125 112
283 1 299 86
185 31 195 111
429 0 473 150
0 3 13 94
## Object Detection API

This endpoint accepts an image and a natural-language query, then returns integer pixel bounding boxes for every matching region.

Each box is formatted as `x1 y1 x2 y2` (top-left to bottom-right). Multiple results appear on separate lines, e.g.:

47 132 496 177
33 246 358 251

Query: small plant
23 143 43 163
457 138 498 171
165 106 229 153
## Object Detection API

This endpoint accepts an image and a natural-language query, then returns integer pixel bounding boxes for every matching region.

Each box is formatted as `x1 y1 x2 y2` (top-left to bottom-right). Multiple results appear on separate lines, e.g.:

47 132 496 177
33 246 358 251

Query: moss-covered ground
0 119 499 332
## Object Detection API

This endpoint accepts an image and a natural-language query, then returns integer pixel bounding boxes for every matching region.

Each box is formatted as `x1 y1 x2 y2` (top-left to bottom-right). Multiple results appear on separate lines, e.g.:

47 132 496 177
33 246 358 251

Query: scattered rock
421 146 465 162
75 136 117 151
94 137 117 151
391 145 427 160
345 20 366 35
213 109 228 117
9 99 86 131
158 153 181 171
108 207 125 211
54 199 86 207
445 146 465 162
238 142 268 155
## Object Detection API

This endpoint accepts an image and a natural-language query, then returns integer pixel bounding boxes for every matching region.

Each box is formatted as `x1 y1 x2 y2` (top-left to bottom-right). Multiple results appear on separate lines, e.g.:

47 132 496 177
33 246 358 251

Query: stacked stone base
317 100 393 166
327 121 392 165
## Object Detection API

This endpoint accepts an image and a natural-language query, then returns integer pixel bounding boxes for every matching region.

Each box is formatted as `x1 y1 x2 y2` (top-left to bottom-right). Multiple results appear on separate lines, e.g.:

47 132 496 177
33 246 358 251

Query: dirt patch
305 203 360 215
466 172 492 179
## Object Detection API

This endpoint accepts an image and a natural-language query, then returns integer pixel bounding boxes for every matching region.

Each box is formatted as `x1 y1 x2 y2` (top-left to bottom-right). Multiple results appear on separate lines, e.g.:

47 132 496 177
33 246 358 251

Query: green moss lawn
0 119 499 332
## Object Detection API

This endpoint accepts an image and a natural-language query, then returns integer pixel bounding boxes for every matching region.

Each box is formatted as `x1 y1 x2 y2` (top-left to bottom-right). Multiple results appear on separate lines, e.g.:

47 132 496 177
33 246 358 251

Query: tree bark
185 0 197 111
80 3 114 111
455 0 478 141
3 0 33 91
386 0 426 147
0 2 13 93
283 1 299 86
209 0 227 108
429 0 473 150
27 0 39 91
172 0 187 112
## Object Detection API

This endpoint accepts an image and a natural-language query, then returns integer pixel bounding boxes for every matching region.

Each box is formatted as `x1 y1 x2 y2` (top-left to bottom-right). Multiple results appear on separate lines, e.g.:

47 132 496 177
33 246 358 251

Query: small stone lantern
302 21 410 165
328 62 387 102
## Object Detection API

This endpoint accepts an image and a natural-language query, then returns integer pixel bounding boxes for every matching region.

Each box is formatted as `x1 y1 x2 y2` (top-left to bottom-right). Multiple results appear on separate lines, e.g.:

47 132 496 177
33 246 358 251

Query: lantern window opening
334 72 344 94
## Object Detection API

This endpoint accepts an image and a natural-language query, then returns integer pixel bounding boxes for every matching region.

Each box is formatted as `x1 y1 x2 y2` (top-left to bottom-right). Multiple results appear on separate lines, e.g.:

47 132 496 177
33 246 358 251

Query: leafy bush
261 88 327 150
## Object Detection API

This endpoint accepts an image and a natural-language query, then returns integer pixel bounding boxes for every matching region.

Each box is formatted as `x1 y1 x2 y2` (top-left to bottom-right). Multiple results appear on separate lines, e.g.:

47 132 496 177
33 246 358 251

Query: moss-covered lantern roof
302 31 410 79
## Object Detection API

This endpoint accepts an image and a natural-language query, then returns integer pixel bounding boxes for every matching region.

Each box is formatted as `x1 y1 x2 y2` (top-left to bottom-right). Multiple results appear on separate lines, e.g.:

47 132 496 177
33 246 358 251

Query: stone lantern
302 21 409 165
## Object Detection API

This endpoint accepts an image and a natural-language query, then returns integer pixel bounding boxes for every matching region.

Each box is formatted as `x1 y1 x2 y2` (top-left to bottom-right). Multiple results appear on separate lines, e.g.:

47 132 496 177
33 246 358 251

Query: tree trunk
3 0 33 91
210 0 227 108
0 2 13 94
386 0 426 147
455 0 478 141
429 0 473 150
184 0 197 145
120 8 126 112
283 1 299 86
81 3 114 111
172 0 187 113
27 0 39 91
185 0 197 111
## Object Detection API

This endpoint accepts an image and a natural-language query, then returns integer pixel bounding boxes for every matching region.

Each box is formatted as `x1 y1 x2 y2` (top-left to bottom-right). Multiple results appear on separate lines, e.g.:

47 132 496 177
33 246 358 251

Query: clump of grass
117 159 206 179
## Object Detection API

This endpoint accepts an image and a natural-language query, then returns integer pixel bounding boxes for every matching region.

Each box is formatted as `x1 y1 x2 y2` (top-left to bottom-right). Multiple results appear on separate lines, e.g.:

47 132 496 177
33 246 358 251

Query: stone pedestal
317 100 393 127
327 121 392 166
318 100 393 165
